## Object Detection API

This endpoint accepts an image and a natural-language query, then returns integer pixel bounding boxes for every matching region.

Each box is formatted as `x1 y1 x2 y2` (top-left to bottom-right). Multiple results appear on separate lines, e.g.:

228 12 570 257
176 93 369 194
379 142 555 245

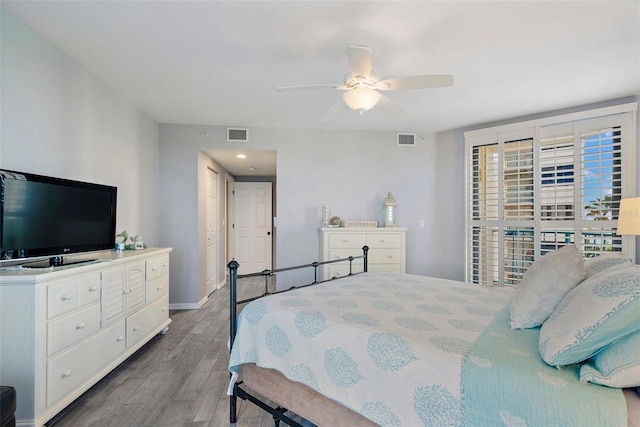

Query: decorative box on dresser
320 227 407 280
0 248 172 427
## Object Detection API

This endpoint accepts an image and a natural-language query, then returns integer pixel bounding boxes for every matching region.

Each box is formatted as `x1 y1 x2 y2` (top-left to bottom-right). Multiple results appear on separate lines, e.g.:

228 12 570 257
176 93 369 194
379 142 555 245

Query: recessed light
236 154 247 159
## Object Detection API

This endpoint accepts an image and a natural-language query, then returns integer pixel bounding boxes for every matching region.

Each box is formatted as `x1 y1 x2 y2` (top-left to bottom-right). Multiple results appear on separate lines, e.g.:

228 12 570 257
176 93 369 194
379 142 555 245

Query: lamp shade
343 87 381 113
617 197 640 236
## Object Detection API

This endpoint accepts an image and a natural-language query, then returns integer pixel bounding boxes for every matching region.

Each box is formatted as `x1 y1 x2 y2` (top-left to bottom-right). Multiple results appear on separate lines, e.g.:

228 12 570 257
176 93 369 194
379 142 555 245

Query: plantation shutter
466 105 636 287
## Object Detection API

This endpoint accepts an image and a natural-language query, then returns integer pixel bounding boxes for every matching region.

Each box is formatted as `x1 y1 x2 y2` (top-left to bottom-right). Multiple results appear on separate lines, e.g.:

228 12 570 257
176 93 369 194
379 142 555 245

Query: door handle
267 232 271 235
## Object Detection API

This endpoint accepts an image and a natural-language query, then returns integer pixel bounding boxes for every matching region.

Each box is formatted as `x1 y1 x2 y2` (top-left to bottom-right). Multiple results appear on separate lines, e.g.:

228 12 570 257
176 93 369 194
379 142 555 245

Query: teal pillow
580 330 640 388
539 265 640 367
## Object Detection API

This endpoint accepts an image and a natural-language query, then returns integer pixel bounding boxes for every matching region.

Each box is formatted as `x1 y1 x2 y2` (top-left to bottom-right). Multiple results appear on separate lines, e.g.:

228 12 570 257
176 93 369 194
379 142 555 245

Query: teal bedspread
462 306 627 426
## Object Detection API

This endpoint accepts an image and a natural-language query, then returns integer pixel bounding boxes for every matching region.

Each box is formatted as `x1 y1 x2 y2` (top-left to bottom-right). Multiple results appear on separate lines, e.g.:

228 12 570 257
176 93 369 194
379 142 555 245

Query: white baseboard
169 294 207 310
169 281 227 310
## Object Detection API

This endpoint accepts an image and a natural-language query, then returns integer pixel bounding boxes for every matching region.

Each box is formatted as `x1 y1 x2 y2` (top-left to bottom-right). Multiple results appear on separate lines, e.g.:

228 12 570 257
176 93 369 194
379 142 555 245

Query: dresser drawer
126 295 169 349
146 255 169 282
47 319 125 406
146 275 168 303
326 248 367 262
327 233 366 249
366 233 402 248
47 303 101 356
48 273 101 319
368 248 402 264
369 263 403 273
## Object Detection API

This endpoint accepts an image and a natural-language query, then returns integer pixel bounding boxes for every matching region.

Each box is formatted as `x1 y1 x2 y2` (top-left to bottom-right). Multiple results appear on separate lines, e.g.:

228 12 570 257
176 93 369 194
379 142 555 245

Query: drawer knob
162 307 168 312
156 286 163 291
123 288 131 294
88 286 98 292
75 322 86 330
62 369 72 378
133 326 140 332
387 255 393 259
342 239 349 243
61 294 72 301
152 267 158 271
380 239 385 243
117 336 124 342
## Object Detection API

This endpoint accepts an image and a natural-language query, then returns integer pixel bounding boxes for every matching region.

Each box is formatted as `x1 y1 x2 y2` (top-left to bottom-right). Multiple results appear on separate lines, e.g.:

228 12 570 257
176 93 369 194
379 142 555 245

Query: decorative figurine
115 230 128 251
132 235 144 250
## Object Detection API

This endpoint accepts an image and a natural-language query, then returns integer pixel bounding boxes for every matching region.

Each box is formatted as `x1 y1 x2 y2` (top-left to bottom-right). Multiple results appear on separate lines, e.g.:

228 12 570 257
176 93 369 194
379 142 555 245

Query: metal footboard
228 246 369 426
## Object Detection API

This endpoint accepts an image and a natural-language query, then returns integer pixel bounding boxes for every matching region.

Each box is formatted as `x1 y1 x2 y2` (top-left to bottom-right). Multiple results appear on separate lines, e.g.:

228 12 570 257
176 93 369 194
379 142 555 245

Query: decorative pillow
584 253 632 277
539 264 640 367
580 330 640 388
509 244 585 329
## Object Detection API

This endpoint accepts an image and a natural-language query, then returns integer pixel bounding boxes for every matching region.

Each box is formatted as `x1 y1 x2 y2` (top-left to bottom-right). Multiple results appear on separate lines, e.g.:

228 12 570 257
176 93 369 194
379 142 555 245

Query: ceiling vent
397 133 416 146
227 128 249 142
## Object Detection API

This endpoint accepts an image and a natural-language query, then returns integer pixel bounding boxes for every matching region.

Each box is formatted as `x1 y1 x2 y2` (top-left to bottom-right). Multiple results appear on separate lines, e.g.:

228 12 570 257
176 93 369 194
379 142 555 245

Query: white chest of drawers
0 248 171 427
320 228 407 280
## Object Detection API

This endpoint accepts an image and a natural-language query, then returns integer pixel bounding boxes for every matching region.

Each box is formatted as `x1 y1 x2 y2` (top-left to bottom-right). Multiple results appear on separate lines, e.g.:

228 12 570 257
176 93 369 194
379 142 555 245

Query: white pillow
509 244 585 329
539 264 640 367
584 253 632 277
580 330 640 388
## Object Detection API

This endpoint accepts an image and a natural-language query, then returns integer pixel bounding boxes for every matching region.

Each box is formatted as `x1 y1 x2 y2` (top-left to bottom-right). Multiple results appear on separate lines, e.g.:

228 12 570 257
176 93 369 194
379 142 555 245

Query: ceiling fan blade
319 99 350 122
276 84 348 92
347 45 373 79
376 93 407 119
375 74 454 90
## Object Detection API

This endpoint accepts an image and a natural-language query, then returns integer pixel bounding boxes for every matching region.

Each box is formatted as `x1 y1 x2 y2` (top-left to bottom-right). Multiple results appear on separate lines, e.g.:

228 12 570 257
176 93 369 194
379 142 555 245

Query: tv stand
0 248 172 427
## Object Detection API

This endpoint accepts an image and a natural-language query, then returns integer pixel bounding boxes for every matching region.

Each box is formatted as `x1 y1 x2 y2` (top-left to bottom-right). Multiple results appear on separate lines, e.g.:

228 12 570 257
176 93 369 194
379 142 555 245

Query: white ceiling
3 1 639 175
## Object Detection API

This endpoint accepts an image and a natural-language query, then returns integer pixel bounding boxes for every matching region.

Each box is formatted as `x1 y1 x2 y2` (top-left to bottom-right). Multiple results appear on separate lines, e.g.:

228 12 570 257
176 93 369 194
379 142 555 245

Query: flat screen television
0 169 117 266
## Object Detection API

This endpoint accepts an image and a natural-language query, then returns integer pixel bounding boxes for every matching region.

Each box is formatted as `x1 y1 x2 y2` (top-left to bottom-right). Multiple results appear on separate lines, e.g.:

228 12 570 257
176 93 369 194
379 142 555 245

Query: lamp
617 197 640 235
343 86 381 114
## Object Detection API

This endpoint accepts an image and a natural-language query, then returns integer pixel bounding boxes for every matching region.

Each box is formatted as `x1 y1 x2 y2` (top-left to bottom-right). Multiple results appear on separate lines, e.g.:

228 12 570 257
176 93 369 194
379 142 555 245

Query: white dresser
320 228 407 280
0 248 171 427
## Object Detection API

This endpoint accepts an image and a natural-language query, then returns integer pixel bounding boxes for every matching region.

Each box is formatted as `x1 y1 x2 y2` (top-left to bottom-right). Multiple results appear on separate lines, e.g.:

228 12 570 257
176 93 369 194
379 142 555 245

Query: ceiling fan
276 45 454 121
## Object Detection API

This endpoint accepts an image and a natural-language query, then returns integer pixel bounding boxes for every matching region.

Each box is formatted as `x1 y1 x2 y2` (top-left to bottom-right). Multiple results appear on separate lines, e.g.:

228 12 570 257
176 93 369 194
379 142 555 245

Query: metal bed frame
228 246 369 426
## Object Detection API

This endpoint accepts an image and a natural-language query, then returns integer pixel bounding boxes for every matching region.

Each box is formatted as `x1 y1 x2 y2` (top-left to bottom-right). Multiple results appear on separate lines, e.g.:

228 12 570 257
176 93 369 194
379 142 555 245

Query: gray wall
160 125 439 302
1 11 160 247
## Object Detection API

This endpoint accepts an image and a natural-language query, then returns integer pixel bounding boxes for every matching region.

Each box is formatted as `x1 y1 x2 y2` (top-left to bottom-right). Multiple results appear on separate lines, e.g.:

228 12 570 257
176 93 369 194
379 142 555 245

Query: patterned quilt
228 272 626 426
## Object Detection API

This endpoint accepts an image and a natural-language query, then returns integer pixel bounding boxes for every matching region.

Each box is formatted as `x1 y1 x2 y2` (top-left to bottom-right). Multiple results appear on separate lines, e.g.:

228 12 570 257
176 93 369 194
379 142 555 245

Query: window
466 104 636 287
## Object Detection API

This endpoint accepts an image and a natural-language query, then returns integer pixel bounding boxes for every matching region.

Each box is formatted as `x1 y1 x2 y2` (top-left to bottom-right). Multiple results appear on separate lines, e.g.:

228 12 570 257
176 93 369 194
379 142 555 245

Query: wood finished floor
47 276 281 427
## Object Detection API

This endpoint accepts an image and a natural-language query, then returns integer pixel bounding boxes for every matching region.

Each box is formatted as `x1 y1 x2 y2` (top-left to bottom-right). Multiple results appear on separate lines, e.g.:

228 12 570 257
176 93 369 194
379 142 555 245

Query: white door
226 176 236 265
206 168 217 295
234 182 272 274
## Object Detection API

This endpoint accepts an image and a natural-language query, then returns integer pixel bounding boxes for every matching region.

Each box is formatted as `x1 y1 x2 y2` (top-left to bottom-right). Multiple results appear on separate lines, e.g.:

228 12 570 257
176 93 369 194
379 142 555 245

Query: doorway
233 181 273 275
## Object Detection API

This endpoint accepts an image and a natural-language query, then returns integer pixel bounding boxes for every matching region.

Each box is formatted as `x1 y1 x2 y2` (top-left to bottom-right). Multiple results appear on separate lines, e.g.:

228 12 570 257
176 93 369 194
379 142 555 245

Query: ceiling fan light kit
343 86 381 114
277 45 453 120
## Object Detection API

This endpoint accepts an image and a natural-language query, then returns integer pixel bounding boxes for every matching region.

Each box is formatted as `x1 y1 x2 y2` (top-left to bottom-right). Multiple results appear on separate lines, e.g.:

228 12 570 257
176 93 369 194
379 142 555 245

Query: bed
228 247 640 426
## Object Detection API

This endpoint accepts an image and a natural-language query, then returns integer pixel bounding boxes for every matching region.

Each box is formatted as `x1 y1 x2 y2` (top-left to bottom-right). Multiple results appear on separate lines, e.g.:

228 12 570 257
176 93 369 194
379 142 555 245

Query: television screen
0 169 117 264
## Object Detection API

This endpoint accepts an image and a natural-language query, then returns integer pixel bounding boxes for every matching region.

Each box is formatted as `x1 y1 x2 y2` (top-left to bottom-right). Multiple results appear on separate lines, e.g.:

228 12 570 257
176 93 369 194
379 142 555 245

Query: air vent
397 133 416 146
227 128 249 142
